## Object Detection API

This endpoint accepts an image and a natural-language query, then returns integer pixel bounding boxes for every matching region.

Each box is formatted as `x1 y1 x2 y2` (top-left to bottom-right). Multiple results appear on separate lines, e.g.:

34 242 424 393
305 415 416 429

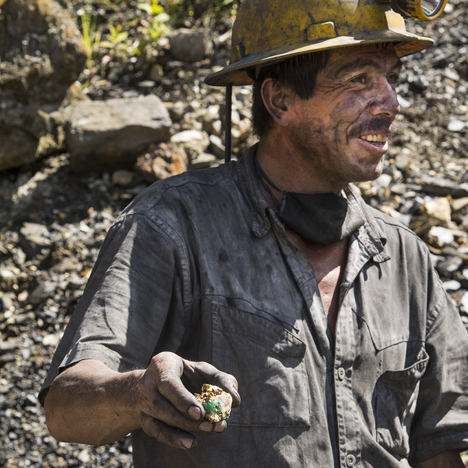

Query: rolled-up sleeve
408 274 468 463
39 212 187 405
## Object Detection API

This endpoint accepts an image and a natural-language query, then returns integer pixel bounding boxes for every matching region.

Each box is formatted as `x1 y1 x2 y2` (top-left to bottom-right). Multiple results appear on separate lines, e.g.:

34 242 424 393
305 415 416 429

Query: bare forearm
411 450 464 468
44 352 241 450
44 360 144 445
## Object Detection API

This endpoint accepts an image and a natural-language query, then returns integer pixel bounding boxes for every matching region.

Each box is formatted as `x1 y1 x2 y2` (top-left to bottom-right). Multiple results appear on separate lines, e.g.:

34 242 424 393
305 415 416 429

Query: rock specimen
61 96 172 172
195 384 232 423
0 0 87 171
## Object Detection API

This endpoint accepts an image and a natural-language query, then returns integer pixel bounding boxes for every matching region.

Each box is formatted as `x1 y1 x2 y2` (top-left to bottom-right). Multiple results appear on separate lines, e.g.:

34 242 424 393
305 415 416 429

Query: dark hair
251 50 330 137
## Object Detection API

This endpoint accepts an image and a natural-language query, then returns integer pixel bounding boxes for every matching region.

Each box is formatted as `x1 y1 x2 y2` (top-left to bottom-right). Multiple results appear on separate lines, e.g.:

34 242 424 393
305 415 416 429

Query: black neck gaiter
255 158 365 245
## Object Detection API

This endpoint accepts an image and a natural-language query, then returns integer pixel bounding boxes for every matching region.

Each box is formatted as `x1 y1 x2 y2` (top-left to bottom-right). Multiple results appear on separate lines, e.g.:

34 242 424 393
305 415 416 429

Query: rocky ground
1 0 468 466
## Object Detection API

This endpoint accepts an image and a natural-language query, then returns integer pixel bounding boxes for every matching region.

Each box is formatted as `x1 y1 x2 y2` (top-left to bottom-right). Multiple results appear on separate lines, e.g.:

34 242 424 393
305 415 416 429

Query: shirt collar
239 143 272 237
345 185 390 263
238 144 390 262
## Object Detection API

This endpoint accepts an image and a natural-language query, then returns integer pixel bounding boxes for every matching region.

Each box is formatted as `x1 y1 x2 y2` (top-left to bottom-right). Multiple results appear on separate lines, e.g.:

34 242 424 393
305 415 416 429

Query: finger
183 360 241 408
198 419 227 434
140 391 222 435
140 412 196 450
212 371 241 408
150 353 205 421
213 420 227 433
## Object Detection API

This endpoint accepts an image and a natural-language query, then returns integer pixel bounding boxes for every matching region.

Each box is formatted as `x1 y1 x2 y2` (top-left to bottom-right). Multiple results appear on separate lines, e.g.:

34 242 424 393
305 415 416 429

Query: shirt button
346 454 356 466
337 367 346 380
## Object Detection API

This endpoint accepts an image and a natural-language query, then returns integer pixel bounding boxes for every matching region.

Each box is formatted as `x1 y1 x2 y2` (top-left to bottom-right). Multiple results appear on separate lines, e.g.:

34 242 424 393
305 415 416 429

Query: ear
261 78 294 127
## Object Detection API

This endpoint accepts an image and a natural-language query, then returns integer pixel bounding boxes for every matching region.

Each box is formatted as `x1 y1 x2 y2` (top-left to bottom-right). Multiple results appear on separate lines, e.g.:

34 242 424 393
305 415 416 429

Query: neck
256 134 345 195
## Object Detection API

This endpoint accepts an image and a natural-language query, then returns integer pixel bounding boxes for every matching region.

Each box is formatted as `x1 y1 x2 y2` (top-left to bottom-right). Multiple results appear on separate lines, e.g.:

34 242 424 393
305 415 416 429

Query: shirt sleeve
39 212 187 406
408 266 468 463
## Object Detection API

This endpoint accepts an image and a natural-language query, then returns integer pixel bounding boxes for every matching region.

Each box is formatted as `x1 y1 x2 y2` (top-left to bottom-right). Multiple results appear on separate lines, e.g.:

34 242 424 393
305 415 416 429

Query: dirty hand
136 351 240 450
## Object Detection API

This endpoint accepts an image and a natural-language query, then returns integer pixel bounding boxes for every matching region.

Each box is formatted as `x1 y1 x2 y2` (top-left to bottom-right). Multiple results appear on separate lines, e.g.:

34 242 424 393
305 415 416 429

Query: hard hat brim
205 31 433 86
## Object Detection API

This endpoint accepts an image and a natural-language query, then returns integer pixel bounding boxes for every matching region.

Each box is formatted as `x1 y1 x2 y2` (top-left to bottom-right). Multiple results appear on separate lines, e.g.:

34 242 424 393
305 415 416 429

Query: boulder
171 130 210 160
61 96 172 172
442 280 461 291
135 142 187 184
28 281 58 306
112 170 135 187
190 153 217 170
149 64 164 83
437 256 463 277
418 174 468 198
42 333 61 347
0 0 87 171
448 120 466 132
427 226 455 248
395 153 411 171
420 197 452 225
0 0 86 105
168 28 213 62
374 173 393 188
50 256 82 274
451 197 468 212
209 134 226 159
0 127 39 171
19 222 51 258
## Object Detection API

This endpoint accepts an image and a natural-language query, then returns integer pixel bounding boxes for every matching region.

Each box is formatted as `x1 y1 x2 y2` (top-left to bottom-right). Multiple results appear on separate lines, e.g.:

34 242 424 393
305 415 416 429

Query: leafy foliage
76 0 172 60
137 0 165 15
100 24 129 52
80 8 102 69
71 0 239 91
137 1 171 54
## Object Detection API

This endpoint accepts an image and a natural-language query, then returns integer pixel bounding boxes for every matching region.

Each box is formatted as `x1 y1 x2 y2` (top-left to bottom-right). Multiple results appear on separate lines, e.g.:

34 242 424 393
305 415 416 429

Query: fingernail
181 437 194 449
188 405 202 420
214 421 226 433
199 421 213 432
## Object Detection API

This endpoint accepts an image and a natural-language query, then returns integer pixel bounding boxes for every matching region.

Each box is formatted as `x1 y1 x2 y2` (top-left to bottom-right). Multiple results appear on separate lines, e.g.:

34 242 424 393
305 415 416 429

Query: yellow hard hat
206 0 445 87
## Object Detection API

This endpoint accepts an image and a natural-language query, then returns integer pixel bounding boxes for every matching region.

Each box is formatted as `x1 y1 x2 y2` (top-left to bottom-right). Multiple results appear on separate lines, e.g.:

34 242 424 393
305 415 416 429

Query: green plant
148 11 170 40
133 0 171 55
80 9 102 69
100 24 130 56
137 0 165 15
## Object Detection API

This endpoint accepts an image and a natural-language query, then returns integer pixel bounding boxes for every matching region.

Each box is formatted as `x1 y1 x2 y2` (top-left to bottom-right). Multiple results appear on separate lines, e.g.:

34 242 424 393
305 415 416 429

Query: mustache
349 117 394 138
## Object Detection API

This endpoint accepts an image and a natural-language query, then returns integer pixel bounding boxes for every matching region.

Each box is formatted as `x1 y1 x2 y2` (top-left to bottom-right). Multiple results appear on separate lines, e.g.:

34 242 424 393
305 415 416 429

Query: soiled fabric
40 145 468 467
255 157 366 244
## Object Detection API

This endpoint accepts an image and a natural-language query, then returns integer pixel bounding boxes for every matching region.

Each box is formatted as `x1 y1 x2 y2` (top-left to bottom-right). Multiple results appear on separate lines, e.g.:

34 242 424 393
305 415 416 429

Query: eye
350 74 367 84
387 73 400 85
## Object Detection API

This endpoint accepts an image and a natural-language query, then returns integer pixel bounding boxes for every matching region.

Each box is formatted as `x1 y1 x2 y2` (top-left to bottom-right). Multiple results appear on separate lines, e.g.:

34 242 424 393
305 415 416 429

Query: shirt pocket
373 345 429 458
211 304 310 427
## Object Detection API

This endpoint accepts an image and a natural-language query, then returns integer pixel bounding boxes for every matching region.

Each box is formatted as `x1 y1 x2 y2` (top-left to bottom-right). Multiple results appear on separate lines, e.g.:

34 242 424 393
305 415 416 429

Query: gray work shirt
40 145 468 467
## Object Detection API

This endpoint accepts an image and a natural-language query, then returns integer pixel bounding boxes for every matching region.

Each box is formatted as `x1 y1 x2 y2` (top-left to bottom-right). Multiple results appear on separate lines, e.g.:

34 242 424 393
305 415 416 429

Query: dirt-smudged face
286 44 402 191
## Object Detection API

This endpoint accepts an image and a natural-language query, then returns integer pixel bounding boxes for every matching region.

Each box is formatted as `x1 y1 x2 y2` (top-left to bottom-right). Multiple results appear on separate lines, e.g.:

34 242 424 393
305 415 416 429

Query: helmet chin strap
225 85 232 162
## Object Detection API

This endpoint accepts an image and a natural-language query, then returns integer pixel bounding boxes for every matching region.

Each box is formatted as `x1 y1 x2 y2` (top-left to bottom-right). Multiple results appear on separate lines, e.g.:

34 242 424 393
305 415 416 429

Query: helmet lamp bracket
390 0 447 21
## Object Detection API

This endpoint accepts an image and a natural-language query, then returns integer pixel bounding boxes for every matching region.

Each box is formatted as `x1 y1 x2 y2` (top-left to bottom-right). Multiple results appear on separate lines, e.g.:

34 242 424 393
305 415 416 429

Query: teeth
361 134 387 143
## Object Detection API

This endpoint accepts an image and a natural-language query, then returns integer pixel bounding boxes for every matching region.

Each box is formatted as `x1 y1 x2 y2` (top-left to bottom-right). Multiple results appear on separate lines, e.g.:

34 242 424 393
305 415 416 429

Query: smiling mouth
358 134 388 143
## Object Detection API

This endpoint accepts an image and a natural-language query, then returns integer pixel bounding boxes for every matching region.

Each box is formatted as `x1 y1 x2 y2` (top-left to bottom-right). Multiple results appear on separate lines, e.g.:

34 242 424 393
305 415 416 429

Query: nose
368 78 400 120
